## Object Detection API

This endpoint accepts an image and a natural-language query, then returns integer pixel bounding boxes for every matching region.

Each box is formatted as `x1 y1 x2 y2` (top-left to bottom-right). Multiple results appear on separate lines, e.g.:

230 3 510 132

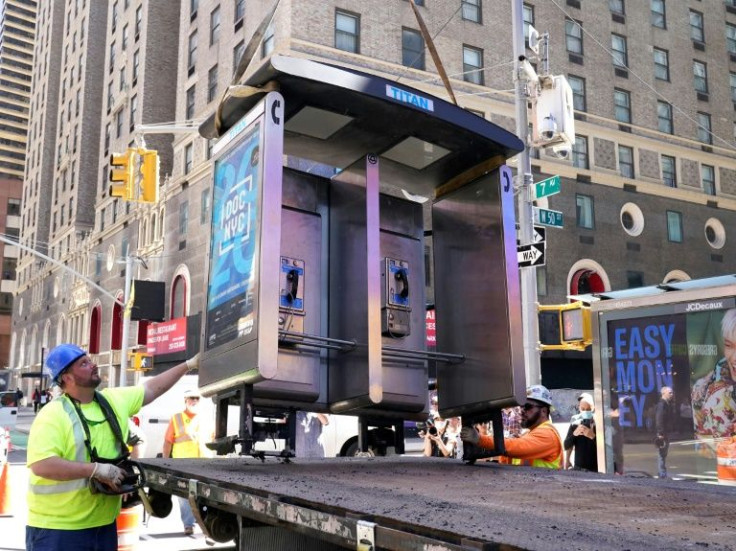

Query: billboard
205 120 263 352
599 297 736 479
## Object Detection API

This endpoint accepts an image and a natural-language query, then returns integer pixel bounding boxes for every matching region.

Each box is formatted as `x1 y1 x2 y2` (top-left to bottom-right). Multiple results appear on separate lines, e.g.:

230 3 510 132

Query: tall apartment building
0 0 34 368
10 0 736 389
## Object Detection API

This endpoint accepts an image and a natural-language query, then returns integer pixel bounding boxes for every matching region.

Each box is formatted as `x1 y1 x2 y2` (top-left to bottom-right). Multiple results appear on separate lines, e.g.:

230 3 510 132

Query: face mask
579 410 594 421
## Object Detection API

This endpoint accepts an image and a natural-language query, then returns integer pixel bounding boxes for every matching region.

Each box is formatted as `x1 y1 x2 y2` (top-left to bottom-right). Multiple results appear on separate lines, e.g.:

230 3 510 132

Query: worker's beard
72 370 101 389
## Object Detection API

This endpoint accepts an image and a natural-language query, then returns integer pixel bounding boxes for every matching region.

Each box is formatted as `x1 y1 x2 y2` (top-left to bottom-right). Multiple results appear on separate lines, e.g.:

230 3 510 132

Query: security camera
539 115 557 140
545 142 572 160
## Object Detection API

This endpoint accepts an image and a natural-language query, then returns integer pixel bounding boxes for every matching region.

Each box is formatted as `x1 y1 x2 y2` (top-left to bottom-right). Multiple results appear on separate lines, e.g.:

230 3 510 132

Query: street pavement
1 407 234 551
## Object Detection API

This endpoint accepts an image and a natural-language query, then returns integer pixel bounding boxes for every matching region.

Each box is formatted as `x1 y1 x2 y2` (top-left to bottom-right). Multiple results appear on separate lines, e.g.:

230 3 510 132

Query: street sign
517 242 545 267
533 175 561 199
534 207 564 228
532 225 546 243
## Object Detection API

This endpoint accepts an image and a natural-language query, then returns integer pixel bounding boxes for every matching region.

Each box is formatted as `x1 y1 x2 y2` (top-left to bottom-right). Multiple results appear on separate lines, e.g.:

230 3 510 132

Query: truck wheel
343 439 375 457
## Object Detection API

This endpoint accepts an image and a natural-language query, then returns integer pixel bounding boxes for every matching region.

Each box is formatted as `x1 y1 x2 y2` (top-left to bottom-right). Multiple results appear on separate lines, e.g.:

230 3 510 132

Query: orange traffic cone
0 461 11 517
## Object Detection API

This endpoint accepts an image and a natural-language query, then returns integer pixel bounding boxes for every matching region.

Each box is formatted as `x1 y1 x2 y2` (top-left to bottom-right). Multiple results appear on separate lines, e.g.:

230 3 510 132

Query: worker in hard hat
163 388 212 536
25 343 200 551
460 385 563 469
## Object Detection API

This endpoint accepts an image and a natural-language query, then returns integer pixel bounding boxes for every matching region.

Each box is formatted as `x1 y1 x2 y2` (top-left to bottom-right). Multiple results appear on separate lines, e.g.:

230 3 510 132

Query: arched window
89 304 102 354
111 294 123 350
570 269 606 295
171 275 188 319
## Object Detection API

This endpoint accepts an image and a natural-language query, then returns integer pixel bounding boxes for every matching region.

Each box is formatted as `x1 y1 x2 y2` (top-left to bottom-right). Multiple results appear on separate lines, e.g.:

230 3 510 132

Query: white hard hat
184 389 202 399
526 384 553 406
578 392 595 409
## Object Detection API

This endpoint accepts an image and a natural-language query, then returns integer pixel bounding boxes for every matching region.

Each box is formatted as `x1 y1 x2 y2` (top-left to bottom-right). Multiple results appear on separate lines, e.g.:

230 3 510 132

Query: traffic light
538 301 592 351
109 150 135 200
139 149 160 203
128 351 153 371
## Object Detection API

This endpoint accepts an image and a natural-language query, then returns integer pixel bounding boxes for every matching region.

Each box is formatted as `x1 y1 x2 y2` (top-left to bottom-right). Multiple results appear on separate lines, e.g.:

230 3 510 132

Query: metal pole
512 0 541 385
119 254 133 387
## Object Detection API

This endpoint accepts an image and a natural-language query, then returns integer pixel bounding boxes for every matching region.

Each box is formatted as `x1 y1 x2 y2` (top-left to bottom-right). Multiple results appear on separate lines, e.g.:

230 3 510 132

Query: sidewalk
15 406 34 434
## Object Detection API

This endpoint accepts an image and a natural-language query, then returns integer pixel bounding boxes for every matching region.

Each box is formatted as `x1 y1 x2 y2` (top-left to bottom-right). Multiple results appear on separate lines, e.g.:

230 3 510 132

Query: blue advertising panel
206 120 263 351
599 297 736 480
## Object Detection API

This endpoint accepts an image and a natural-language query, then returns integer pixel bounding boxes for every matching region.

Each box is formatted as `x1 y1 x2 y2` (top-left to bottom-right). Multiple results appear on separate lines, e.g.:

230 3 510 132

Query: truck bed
140 456 736 551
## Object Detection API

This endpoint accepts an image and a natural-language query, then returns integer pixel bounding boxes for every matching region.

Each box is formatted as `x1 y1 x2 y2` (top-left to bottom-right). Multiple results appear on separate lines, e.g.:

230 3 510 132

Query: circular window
704 218 726 249
106 245 116 272
620 203 644 236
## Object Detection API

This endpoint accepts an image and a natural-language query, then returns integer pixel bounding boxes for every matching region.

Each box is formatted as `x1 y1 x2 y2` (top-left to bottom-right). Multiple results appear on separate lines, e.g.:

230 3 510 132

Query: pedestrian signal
538 301 592 351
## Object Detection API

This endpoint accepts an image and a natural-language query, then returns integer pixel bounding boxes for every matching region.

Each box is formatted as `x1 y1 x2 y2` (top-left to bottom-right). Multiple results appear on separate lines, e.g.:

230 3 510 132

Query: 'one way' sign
517 242 545 267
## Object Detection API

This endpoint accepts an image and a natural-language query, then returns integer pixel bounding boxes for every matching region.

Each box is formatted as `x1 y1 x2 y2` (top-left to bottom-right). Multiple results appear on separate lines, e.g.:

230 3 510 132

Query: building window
618 145 634 178
523 4 534 45
573 135 588 169
233 40 245 76
609 0 624 15
133 50 140 83
119 67 126 91
727 24 736 54
702 164 716 196
651 0 666 28
201 188 211 224
611 34 627 68
116 109 123 138
627 271 644 289
653 48 669 81
109 42 115 73
614 88 631 124
184 143 193 174
657 101 673 134
462 0 481 23
179 201 189 236
262 22 274 57
402 28 425 70
335 10 360 53
129 94 137 129
568 75 586 111
463 45 484 85
690 10 704 43
210 7 221 45
135 6 142 38
576 194 594 229
186 86 195 119
697 112 712 144
693 61 708 94
8 198 21 216
235 0 245 22
122 24 128 51
565 19 583 55
190 0 198 19
666 211 682 243
208 65 218 102
661 155 676 187
188 31 197 71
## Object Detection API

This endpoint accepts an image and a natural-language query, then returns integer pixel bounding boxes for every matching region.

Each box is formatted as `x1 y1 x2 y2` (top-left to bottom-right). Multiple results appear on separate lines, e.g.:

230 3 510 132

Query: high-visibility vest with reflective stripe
502 421 563 469
28 395 89 496
170 412 201 458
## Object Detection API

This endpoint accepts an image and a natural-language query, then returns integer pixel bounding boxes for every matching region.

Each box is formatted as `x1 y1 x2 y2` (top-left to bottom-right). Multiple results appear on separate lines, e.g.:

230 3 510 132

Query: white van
0 391 18 431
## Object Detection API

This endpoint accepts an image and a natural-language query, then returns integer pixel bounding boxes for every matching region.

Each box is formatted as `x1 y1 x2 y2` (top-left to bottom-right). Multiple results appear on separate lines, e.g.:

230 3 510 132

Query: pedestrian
162 388 211 536
563 392 598 472
654 386 676 479
421 415 457 458
295 411 329 458
460 385 563 468
16 387 24 407
32 386 41 413
25 343 200 551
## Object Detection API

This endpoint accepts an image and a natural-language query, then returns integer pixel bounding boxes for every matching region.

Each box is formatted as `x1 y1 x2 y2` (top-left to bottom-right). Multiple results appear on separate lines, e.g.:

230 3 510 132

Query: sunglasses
186 397 200 402
522 403 542 411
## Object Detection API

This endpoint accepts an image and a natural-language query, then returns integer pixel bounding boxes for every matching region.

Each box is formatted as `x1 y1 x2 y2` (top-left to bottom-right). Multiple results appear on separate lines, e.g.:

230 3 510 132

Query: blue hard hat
45 344 86 382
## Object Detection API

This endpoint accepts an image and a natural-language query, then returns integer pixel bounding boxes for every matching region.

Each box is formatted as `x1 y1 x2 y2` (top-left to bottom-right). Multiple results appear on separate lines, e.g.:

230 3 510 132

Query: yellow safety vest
170 412 201 458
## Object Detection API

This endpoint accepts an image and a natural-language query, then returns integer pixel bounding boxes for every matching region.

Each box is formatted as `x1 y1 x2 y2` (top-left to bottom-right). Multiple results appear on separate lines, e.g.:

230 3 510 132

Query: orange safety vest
503 421 563 469
170 411 202 458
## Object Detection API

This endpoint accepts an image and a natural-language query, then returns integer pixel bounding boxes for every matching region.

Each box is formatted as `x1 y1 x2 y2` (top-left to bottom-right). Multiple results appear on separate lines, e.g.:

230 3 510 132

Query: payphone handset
382 257 411 337
279 256 305 333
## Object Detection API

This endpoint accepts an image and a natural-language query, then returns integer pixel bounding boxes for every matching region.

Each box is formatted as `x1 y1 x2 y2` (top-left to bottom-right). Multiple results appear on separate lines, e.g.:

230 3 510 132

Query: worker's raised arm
142 354 199 406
